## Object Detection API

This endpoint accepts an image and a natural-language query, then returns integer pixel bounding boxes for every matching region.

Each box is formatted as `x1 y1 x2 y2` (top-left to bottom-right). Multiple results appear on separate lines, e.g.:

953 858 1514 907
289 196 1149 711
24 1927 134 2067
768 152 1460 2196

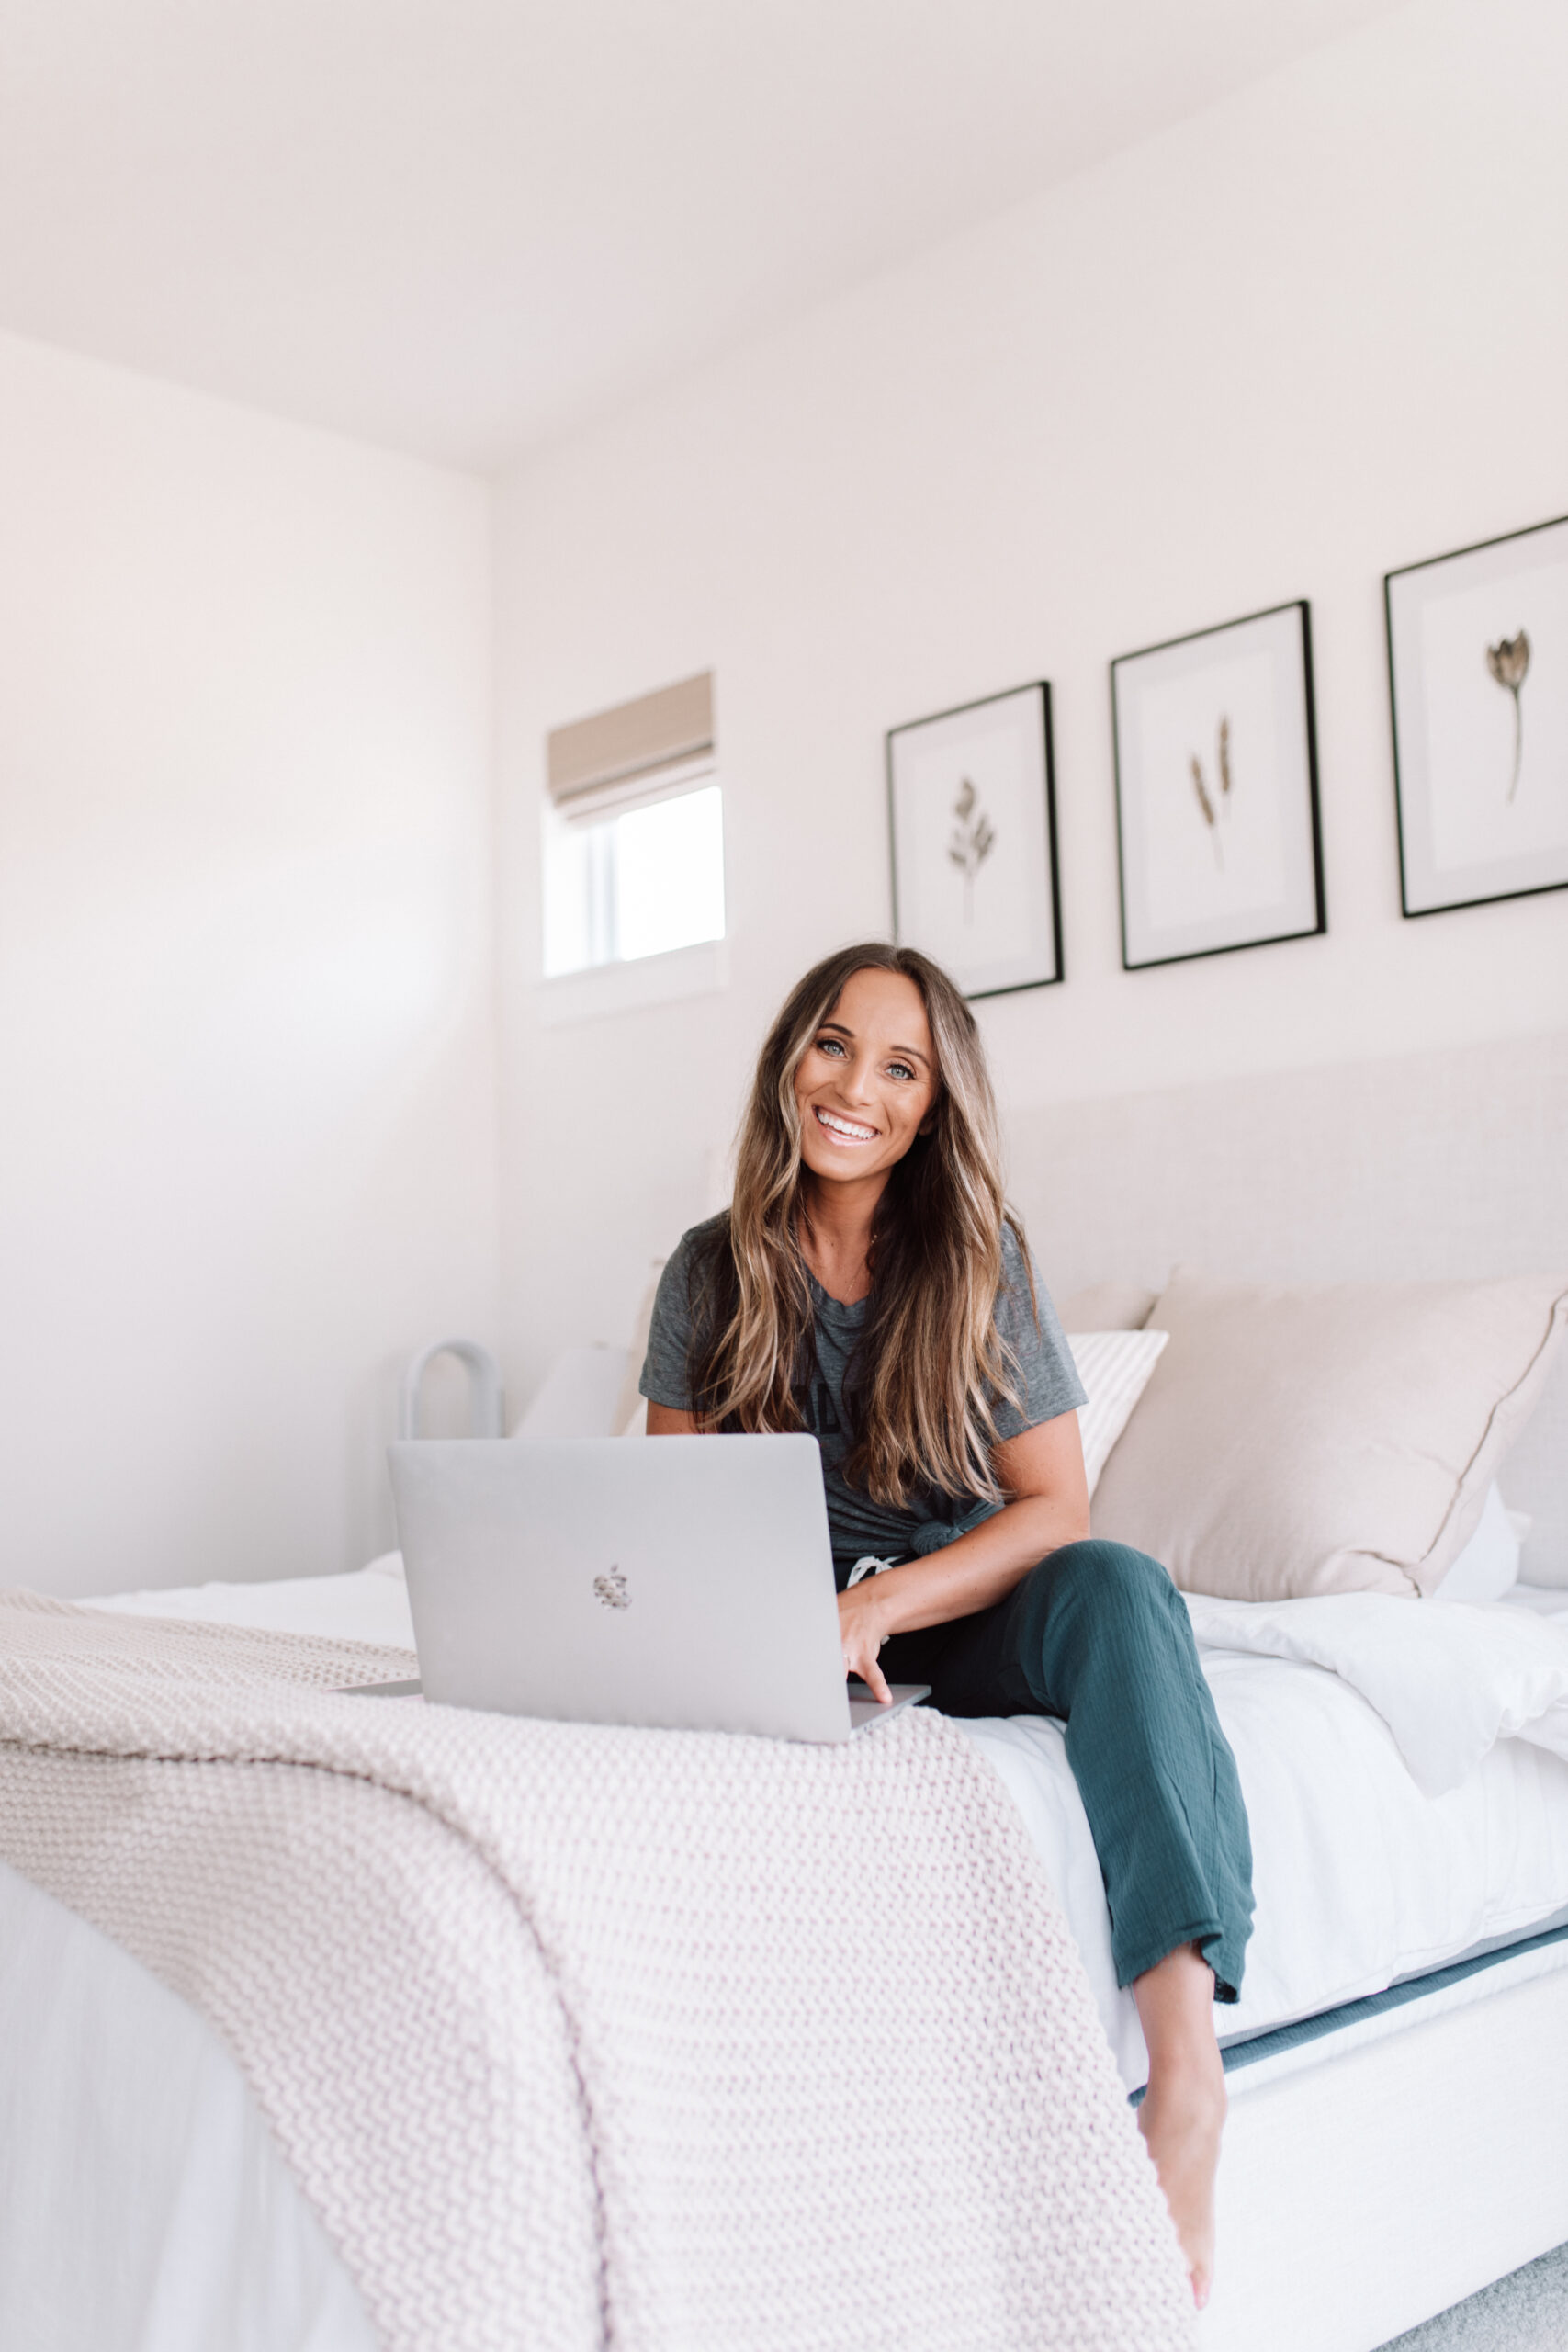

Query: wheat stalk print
1190 715 1234 871
947 776 996 923
1485 631 1530 802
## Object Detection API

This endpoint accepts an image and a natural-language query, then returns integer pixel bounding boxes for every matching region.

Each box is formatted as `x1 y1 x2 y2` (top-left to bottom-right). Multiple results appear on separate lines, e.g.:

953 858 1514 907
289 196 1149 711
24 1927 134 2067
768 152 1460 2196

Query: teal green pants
878 1540 1254 1998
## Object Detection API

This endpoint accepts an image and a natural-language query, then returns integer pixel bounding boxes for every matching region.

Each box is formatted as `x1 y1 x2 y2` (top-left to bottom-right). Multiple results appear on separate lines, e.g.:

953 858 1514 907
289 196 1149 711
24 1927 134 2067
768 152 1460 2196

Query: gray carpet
1377 2242 1568 2350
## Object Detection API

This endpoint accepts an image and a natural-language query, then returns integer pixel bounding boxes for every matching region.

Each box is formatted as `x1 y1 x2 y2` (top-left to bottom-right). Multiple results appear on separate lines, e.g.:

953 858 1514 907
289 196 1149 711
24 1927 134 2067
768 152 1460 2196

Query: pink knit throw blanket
0 1591 1192 2352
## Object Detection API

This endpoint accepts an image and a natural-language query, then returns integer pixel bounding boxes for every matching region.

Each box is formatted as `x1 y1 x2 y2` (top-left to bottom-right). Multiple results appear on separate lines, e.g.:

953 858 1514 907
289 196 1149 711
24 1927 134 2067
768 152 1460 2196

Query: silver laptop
376 1433 929 1743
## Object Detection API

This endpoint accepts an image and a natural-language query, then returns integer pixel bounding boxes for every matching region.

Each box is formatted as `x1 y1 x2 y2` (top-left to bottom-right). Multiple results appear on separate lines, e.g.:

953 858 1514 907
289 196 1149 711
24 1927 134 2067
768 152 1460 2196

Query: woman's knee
1014 1540 1189 1677
1040 1537 1176 1621
1010 1538 1202 1722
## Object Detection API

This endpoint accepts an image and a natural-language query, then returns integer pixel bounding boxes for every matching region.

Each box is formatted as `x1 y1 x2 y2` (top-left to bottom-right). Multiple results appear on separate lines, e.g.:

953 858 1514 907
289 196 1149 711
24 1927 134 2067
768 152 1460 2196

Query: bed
0 1541 1562 2352
5 1035 1566 2351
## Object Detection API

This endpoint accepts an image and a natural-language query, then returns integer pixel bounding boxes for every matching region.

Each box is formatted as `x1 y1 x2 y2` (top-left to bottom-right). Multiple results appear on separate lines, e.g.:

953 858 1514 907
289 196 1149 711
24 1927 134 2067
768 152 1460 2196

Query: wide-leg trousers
877 1539 1254 1998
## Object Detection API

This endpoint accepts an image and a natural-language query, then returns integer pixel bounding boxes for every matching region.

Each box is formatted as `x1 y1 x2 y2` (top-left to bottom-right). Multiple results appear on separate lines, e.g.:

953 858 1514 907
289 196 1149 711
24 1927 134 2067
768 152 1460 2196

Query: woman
640 942 1252 2307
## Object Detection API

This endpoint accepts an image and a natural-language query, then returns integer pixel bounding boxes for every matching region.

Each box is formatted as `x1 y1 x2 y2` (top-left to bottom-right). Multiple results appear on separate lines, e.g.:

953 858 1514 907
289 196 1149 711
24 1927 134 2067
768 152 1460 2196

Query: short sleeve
989 1223 1087 1441
637 1230 701 1410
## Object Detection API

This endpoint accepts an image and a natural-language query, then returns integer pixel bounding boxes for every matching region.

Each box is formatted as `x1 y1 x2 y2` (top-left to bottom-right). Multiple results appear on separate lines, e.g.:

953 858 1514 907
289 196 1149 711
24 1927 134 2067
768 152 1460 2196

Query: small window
542 672 725 978
542 781 725 977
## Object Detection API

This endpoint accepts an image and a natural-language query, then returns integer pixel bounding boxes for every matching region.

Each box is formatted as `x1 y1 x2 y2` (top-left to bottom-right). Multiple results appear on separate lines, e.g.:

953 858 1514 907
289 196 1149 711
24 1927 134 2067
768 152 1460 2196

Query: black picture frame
1385 512 1568 920
886 680 1062 1001
1110 600 1325 972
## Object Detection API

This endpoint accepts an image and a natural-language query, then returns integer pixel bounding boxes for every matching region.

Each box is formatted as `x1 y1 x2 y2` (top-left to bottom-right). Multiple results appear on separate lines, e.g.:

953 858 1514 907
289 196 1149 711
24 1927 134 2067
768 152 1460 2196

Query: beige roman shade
547 673 714 811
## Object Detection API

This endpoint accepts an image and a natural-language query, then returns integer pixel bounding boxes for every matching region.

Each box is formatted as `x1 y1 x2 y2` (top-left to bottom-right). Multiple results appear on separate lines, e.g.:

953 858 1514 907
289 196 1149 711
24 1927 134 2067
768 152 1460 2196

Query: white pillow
613 1259 667 1438
512 1344 628 1439
1066 1329 1169 1498
1434 1482 1522 1604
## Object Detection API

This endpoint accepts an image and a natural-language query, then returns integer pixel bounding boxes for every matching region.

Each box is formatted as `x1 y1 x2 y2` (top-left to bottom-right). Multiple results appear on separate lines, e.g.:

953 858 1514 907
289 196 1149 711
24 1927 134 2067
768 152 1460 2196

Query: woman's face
793 967 938 1191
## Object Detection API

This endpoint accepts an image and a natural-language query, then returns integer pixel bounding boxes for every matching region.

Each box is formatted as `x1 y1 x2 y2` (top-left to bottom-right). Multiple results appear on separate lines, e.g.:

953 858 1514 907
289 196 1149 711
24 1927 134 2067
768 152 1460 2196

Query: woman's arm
646 1403 697 1435
648 1396 1090 1706
839 1411 1090 1702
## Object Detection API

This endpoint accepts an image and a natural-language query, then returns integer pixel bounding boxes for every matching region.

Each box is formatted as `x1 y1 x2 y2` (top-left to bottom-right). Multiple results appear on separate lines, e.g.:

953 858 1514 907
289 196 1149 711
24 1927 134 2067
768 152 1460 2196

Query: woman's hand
838 1579 894 1705
830 1415 1092 1646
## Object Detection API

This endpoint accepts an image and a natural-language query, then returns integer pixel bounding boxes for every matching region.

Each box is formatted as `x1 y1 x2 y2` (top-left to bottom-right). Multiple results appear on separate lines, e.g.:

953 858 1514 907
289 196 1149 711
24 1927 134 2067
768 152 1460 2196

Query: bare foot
1137 2053 1226 2309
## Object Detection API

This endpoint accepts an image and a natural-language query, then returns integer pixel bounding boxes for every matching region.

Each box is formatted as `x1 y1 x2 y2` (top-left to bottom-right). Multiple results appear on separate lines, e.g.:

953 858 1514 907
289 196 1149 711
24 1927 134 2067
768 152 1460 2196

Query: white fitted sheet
966 1649 1568 2087
92 1558 1568 2092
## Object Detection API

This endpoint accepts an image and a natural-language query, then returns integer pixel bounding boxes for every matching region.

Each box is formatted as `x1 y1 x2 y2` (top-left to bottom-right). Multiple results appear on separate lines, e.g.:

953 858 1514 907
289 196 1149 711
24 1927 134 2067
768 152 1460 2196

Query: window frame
536 763 728 1022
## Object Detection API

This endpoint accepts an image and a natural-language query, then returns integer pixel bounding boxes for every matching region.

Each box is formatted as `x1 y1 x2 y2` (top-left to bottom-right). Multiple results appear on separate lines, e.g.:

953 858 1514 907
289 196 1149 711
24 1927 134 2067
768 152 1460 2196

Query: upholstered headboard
1005 1028 1568 1582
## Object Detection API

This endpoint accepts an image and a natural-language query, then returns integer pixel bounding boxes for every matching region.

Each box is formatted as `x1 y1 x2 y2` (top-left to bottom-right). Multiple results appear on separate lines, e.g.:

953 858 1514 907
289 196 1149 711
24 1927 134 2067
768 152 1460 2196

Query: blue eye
818 1036 846 1057
886 1060 915 1081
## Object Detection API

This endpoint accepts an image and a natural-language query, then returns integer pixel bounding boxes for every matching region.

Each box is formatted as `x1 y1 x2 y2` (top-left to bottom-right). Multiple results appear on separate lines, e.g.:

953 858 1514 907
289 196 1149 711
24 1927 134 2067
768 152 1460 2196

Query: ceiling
0 0 1404 470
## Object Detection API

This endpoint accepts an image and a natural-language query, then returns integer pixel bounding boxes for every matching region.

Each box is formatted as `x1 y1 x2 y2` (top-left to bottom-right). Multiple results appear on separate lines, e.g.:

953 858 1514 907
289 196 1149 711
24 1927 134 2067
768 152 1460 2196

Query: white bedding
6 1588 1194 2352
2 1560 1559 2352
0 1857 378 2352
964 1636 1568 2085
92 1560 1568 2093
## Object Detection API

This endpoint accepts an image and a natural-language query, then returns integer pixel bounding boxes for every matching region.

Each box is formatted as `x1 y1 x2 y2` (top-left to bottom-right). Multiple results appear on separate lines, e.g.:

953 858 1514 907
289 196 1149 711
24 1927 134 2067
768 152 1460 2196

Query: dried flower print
1485 630 1530 802
948 777 996 922
1190 715 1234 871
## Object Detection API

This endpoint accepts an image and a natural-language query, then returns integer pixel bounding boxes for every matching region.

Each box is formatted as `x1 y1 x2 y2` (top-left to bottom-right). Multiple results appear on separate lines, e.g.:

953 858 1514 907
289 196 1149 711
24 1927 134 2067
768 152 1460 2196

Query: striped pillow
1066 1329 1169 1498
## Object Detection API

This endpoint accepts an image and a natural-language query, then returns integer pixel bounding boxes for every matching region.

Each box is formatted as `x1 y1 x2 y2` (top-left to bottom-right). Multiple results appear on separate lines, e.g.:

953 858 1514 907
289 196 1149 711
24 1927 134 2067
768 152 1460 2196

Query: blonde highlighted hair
686 943 1031 1507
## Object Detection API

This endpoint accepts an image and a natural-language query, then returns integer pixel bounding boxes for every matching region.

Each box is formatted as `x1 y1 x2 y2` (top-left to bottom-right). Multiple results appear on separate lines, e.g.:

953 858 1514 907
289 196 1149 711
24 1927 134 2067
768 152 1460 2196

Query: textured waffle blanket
0 1591 1192 2352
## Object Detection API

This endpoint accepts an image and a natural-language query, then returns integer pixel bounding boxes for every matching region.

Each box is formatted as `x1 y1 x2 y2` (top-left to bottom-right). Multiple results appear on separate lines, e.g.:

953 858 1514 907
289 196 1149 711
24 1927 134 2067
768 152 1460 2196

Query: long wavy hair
686 943 1030 1507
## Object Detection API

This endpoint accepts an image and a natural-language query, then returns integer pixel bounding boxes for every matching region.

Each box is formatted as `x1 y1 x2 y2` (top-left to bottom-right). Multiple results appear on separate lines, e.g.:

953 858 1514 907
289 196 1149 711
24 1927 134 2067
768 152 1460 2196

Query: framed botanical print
886 681 1061 1001
1385 513 1568 917
1111 601 1325 970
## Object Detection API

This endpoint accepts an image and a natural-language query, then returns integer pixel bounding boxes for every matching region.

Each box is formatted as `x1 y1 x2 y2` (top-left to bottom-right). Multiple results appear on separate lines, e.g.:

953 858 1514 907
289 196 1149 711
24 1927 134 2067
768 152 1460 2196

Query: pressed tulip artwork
1484 631 1530 801
1386 514 1568 917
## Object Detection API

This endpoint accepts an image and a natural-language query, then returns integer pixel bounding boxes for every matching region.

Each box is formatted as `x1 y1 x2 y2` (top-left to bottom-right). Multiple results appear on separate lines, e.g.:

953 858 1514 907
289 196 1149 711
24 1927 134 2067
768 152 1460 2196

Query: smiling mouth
814 1105 878 1145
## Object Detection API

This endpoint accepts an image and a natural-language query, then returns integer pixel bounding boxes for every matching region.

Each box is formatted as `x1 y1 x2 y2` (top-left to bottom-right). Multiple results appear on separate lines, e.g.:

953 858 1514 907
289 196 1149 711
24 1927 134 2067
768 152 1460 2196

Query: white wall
493 0 1568 1400
0 332 500 1595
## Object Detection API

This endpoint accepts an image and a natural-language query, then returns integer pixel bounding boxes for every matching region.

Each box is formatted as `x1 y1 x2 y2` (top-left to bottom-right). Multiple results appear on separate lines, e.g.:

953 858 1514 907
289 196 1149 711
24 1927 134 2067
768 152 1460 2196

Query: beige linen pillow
1090 1268 1568 1600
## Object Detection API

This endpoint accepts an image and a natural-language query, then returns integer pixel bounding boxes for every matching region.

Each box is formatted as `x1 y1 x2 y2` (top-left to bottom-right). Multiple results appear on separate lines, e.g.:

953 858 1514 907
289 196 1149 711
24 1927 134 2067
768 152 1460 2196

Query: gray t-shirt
639 1215 1085 1585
